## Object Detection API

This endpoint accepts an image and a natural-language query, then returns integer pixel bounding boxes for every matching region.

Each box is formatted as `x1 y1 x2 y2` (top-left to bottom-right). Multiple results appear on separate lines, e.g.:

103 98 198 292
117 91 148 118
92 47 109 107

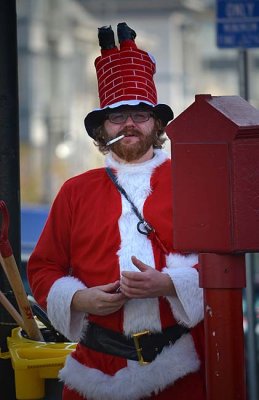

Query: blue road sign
217 0 259 48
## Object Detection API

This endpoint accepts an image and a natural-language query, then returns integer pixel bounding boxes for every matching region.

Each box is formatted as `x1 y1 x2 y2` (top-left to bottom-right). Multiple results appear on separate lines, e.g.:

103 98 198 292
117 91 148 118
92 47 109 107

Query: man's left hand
120 256 176 299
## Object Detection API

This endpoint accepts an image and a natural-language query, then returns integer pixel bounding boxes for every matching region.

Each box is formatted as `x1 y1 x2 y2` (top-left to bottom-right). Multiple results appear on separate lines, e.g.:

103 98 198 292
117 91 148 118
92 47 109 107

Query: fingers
120 257 150 292
119 285 148 298
120 257 166 298
98 280 119 292
121 257 149 282
71 283 127 316
131 256 148 272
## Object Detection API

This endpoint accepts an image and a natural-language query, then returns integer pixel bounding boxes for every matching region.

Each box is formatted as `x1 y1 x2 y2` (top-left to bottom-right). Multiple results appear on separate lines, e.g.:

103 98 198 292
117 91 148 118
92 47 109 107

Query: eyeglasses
106 111 154 124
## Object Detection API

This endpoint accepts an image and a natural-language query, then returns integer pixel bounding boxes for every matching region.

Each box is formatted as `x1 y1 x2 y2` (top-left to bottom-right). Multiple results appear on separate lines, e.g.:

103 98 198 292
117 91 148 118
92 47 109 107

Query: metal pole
0 1 20 399
238 48 258 400
245 254 258 400
0 3 21 263
238 49 249 101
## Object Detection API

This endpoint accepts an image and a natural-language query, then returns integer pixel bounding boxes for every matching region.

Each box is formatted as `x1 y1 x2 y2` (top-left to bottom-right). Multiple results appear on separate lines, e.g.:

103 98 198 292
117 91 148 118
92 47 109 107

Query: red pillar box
166 94 259 400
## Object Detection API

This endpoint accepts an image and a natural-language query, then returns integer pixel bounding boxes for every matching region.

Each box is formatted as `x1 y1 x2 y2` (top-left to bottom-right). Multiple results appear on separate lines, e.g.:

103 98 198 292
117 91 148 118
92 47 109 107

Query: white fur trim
163 254 204 327
148 52 156 65
117 175 161 334
108 151 168 334
166 253 198 270
47 276 87 341
91 100 155 113
59 333 200 400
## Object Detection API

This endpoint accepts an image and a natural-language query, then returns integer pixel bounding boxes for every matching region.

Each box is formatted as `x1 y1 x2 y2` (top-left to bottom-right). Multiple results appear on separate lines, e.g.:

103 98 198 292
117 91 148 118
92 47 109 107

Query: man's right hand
71 281 127 316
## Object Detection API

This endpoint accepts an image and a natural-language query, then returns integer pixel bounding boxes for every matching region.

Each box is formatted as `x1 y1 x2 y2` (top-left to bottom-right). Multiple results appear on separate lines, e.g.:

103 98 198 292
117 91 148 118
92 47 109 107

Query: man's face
103 109 158 162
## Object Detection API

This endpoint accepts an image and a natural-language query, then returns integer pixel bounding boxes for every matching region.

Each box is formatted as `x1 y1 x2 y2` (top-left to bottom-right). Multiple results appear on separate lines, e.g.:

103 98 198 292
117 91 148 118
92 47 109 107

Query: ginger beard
104 126 158 162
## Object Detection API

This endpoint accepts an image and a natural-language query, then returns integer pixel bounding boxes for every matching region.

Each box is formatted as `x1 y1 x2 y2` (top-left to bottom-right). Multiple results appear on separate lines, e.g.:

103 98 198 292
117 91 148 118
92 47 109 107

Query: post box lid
205 95 259 127
166 94 259 143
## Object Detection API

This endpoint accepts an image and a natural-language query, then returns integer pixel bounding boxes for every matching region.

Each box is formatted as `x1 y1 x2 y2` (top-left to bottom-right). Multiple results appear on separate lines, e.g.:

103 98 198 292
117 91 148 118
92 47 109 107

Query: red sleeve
27 184 72 309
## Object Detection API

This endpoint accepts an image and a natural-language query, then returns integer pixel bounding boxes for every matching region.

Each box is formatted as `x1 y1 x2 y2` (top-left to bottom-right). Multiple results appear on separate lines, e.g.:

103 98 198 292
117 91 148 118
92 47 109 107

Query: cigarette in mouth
106 134 125 146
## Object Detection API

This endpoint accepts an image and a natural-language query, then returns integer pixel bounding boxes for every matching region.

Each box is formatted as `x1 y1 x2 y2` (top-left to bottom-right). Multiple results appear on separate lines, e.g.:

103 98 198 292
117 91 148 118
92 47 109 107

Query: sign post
216 0 259 101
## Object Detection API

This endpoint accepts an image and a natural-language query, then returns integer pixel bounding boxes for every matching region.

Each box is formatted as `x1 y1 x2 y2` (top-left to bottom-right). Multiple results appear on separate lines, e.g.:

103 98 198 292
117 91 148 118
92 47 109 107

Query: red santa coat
27 150 205 400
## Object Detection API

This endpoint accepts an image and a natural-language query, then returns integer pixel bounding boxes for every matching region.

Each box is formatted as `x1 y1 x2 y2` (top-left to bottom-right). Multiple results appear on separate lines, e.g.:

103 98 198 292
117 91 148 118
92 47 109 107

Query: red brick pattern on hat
95 44 158 108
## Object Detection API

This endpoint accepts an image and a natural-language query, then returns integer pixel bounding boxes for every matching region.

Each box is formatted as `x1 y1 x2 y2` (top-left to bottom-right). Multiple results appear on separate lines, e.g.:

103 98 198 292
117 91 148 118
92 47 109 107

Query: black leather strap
105 167 170 253
106 167 153 235
80 322 189 363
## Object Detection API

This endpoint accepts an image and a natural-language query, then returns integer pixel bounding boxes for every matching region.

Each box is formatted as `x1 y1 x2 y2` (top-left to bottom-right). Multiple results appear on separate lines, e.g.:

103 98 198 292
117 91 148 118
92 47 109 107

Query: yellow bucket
5 327 76 399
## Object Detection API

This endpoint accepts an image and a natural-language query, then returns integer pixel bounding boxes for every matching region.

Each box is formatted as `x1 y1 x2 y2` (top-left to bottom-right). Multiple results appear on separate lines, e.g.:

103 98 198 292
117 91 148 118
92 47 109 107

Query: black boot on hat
117 22 136 43
98 25 116 50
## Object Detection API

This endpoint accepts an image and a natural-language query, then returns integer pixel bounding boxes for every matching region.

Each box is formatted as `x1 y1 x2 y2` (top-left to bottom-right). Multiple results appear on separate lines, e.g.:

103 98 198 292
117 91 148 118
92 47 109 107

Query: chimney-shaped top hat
84 23 174 138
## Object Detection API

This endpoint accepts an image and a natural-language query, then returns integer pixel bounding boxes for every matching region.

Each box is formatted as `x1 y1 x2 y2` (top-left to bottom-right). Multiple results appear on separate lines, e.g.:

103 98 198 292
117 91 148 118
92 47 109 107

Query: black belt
80 322 189 365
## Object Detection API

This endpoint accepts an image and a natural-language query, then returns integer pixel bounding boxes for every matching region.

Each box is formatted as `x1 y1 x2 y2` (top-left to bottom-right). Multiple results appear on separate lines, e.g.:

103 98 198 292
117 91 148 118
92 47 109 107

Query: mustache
103 128 144 147
118 129 142 137
106 131 141 146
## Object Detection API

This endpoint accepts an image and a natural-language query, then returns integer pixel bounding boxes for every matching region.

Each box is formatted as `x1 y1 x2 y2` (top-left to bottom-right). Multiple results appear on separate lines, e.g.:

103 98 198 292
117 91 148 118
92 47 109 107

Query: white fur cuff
47 276 87 341
163 253 204 327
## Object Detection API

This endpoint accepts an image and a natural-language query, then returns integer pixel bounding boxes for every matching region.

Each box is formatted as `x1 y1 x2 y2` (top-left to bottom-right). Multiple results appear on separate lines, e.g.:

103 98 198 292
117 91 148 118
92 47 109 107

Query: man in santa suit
27 23 205 400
